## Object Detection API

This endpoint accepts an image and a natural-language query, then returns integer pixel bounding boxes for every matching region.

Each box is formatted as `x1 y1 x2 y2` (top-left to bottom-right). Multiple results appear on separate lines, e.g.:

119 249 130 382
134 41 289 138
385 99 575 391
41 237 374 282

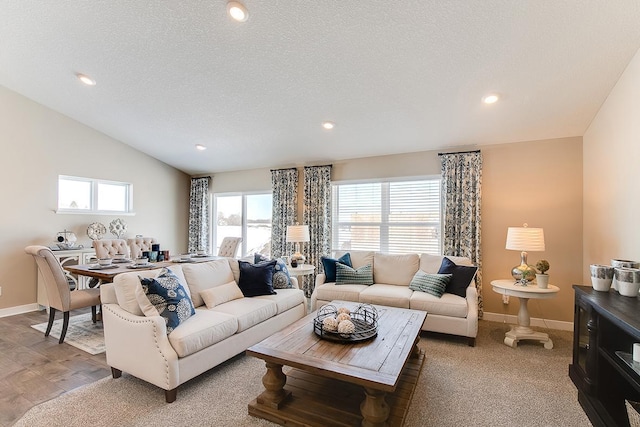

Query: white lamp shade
505 227 545 252
286 225 310 243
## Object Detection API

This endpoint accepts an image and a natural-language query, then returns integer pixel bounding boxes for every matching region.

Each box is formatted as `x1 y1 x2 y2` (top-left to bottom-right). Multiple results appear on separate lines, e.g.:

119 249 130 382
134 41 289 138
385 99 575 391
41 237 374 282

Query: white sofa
310 251 478 346
100 258 306 402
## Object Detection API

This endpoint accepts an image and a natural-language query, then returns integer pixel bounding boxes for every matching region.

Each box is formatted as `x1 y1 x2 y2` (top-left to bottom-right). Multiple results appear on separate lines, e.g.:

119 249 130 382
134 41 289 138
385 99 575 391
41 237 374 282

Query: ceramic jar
590 264 614 291
614 267 640 297
611 259 640 290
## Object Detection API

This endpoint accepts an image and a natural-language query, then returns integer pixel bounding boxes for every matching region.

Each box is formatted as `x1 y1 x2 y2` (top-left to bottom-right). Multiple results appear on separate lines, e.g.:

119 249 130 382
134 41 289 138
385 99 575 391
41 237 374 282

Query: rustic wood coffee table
247 300 427 427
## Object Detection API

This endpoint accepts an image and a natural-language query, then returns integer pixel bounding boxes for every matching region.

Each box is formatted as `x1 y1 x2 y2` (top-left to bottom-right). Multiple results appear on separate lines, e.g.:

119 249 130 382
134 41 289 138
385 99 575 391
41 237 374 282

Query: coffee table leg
360 387 390 427
257 362 291 409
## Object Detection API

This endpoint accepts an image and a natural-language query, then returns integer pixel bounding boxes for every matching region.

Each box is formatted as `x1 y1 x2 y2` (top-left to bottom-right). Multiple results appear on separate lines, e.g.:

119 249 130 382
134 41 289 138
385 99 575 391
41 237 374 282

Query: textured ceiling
2 1 640 175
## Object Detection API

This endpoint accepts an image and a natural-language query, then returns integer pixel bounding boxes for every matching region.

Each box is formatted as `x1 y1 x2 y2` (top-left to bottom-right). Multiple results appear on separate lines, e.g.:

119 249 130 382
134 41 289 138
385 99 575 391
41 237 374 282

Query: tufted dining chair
217 237 242 257
127 237 158 259
25 245 101 344
93 239 130 259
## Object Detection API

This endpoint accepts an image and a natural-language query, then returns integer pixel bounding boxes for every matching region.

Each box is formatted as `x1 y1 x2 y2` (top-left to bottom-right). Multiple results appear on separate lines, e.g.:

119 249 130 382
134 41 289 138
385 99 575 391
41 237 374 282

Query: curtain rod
191 175 212 179
269 167 298 172
437 149 481 156
304 164 332 168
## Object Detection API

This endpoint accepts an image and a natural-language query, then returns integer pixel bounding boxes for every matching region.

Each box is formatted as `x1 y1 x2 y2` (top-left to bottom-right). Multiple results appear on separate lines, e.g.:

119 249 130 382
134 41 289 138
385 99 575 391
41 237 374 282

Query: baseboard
0 303 41 318
483 311 573 331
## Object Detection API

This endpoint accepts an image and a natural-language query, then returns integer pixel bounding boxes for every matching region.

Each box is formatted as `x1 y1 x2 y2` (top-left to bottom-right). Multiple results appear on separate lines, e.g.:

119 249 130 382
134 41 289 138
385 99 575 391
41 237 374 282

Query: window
57 175 133 214
332 178 441 255
214 192 272 257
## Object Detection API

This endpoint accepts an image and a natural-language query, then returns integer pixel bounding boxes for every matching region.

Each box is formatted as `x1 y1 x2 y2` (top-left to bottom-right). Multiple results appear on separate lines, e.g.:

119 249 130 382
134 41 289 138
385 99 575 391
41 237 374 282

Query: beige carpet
15 320 591 427
30 312 105 355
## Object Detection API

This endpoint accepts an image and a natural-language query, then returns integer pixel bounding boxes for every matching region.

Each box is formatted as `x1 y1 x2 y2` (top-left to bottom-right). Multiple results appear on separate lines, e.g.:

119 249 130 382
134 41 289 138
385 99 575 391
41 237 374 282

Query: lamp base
291 252 306 265
511 263 536 285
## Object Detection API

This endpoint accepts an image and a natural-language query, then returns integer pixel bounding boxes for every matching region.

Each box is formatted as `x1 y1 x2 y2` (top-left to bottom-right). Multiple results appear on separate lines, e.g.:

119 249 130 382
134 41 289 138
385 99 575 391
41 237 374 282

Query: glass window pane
247 194 272 256
215 195 242 253
58 178 91 210
97 183 127 211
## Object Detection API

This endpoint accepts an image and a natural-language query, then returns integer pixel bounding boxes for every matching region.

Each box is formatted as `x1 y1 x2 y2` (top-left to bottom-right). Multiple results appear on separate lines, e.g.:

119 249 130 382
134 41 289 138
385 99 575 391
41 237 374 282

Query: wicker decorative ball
336 312 351 322
337 319 355 334
322 317 339 332
337 307 351 315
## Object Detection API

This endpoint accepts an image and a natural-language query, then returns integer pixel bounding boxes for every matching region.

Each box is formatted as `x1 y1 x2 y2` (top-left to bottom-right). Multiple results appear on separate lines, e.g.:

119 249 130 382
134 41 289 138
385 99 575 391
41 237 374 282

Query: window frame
56 175 134 215
213 190 273 257
331 176 442 255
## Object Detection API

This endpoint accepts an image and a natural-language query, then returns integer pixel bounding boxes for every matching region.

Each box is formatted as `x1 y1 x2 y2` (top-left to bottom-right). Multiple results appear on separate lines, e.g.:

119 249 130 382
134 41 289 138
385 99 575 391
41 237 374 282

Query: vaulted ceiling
2 1 640 175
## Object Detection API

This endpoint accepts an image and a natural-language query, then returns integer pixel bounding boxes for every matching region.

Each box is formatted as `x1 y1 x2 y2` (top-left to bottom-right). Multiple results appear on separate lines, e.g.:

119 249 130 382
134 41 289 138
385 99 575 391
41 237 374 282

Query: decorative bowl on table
313 303 378 342
98 258 113 266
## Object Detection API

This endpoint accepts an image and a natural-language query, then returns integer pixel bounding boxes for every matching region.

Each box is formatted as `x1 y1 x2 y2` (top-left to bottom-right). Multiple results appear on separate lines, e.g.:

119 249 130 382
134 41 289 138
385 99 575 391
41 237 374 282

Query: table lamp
505 224 545 285
286 224 310 266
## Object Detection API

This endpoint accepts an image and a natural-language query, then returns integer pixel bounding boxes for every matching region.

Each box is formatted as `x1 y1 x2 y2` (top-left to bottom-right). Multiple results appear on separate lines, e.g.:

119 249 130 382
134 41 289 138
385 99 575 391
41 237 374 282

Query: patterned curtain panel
302 165 332 297
270 168 299 258
440 151 483 317
188 177 211 253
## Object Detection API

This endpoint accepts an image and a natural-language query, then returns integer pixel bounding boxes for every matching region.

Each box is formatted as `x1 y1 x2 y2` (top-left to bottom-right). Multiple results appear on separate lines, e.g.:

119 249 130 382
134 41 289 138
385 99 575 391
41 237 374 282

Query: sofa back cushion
419 254 474 274
335 250 374 269
182 259 235 307
373 253 419 286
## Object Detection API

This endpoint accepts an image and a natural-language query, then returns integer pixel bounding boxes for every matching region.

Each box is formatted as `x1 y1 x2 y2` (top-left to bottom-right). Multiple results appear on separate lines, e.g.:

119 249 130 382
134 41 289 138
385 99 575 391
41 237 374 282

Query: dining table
64 255 222 285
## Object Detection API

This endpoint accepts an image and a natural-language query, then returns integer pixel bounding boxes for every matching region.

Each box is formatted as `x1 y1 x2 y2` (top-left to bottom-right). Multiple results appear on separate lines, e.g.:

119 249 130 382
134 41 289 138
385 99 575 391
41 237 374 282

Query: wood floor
0 308 110 426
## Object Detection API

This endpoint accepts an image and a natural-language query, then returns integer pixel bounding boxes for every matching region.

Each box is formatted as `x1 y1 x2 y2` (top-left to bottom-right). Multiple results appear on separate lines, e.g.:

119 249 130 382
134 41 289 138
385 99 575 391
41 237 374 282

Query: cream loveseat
100 258 306 402
310 251 479 346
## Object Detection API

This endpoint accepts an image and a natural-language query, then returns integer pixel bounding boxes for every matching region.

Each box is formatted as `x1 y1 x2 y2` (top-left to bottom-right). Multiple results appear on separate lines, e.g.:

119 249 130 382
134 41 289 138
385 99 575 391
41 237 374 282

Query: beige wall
0 86 191 311
583 47 640 277
211 137 583 322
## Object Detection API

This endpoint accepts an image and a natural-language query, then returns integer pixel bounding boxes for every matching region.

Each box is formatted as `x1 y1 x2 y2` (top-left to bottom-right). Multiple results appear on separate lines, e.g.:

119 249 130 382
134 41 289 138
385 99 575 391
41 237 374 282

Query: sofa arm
315 273 327 287
465 283 479 339
290 276 300 290
102 303 180 390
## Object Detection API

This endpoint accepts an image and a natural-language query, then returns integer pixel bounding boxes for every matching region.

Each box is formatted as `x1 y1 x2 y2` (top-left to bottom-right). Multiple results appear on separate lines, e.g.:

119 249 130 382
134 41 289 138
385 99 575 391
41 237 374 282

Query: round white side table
288 264 315 277
491 279 560 349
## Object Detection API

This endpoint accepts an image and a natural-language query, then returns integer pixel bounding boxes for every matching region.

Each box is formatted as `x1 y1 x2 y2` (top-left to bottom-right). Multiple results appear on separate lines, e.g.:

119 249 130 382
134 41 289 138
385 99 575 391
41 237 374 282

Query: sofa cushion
420 253 473 273
410 291 468 318
211 298 278 332
409 271 452 298
336 250 374 269
321 253 352 282
238 260 277 297
336 263 374 285
437 257 478 298
315 283 370 303
138 268 196 335
255 288 305 314
255 253 292 289
374 253 419 286
182 259 235 308
168 309 238 357
359 284 413 308
200 280 244 308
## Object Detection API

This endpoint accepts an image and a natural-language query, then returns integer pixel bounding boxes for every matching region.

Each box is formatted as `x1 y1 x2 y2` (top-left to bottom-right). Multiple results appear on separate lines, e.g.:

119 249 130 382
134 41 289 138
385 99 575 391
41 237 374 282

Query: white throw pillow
182 259 235 307
200 280 244 308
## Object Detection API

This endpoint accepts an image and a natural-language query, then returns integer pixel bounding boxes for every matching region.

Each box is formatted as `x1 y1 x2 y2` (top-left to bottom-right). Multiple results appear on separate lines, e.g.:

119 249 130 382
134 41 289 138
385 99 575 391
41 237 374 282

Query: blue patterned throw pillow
335 263 374 285
409 271 452 298
139 268 195 335
254 253 292 289
321 253 352 283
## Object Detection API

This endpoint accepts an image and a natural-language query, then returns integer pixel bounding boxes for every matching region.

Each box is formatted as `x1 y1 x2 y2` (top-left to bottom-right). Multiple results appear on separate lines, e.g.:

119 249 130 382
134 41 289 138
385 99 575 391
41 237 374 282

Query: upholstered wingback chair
25 245 101 344
93 239 129 259
127 237 157 259
218 237 242 257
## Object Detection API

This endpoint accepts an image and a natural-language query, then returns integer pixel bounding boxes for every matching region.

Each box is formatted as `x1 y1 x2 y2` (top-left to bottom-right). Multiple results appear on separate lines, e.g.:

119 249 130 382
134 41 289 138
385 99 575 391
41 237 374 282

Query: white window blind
332 179 441 254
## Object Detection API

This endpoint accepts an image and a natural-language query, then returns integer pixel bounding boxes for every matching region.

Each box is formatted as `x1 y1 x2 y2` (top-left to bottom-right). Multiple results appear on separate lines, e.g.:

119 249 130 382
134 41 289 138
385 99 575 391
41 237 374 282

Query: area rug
16 320 592 427
31 312 105 355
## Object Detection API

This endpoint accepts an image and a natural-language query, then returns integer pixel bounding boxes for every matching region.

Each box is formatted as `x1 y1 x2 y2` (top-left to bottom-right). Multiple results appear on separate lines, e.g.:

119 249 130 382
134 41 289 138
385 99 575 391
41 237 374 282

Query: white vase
536 274 549 289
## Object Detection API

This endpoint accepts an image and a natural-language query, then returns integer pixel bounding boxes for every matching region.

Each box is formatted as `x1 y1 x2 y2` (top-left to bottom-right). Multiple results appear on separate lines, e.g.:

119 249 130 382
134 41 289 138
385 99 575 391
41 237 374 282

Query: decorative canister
590 264 614 292
611 259 640 291
614 267 640 297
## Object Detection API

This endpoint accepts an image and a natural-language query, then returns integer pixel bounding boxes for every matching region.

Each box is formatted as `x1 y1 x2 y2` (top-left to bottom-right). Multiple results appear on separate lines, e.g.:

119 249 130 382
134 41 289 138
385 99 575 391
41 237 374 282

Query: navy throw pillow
238 260 277 297
437 257 478 298
254 253 292 289
139 268 195 334
321 253 352 283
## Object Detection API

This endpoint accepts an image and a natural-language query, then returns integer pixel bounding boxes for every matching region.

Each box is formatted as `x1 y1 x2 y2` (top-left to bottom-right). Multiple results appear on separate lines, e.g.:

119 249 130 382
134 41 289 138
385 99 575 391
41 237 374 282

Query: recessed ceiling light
322 121 335 130
482 94 499 104
195 144 207 151
76 73 96 86
227 1 248 22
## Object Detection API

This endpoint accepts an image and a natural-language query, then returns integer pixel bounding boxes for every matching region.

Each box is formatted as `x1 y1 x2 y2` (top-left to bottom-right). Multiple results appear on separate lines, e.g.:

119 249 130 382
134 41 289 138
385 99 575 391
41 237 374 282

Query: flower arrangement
536 259 550 275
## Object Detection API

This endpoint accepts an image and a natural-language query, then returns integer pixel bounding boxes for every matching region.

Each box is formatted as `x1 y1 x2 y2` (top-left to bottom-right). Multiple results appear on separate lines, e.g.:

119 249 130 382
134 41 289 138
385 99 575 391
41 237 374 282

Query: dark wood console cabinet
570 285 640 427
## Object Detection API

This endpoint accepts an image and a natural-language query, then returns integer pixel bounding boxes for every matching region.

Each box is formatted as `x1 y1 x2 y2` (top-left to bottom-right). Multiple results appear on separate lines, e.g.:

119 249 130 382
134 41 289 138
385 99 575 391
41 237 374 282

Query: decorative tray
313 303 378 343
126 263 155 269
88 264 119 270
